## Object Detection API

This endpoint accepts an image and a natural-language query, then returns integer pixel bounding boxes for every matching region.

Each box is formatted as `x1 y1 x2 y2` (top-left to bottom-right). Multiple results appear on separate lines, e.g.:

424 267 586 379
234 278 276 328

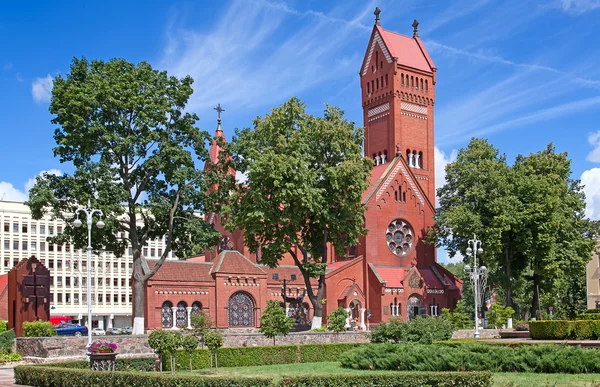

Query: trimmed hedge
43 357 155 372
279 372 492 387
167 343 364 371
530 320 600 339
340 343 600 373
0 329 15 353
14 366 271 387
14 365 492 387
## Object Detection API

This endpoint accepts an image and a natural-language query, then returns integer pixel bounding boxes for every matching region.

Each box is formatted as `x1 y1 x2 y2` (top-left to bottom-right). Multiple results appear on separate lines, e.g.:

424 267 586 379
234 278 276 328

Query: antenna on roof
374 7 381 26
412 19 419 38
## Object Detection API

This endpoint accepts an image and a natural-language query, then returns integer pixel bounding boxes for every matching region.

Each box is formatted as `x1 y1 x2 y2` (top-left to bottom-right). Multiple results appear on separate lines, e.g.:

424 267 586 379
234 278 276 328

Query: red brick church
142 10 461 331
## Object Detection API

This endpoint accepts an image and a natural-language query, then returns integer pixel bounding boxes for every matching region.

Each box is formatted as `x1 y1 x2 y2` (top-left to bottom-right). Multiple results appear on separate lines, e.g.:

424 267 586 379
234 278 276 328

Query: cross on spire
374 7 381 26
214 103 225 123
412 19 419 38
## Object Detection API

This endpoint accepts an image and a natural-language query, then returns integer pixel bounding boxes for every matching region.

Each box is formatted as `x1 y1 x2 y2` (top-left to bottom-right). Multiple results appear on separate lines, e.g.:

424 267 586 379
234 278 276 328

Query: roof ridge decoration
362 30 393 76
375 156 425 207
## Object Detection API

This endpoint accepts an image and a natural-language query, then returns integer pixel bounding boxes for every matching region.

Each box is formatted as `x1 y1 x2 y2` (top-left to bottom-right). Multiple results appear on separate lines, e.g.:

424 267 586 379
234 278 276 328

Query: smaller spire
412 19 419 38
374 7 381 26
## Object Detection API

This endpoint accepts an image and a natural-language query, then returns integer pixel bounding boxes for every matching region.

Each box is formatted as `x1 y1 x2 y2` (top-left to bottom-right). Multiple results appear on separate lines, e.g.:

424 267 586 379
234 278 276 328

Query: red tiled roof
144 259 214 282
186 255 206 262
378 26 434 72
443 274 459 291
419 268 444 289
212 250 266 276
371 266 407 288
337 285 350 300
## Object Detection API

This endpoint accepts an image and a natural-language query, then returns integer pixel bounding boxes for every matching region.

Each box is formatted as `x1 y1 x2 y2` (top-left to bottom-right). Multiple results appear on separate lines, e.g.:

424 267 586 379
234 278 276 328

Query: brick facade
143 16 461 330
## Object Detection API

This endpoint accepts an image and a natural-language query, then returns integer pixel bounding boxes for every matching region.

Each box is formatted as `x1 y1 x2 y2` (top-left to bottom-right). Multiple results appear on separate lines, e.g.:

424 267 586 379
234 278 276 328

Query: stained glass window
385 219 414 257
228 292 255 327
191 301 202 315
161 301 173 328
176 302 188 328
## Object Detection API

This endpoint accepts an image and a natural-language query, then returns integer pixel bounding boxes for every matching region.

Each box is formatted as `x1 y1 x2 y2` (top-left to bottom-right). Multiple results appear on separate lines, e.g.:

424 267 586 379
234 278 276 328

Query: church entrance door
407 295 424 321
228 292 255 327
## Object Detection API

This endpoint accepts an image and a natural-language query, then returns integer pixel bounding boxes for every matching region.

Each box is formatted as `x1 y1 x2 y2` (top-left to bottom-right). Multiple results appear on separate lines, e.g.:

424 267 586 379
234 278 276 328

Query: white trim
362 32 393 76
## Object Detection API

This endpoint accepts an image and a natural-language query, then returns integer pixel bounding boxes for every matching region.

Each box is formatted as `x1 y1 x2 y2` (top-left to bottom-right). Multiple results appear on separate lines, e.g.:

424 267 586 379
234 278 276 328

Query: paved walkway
0 367 18 387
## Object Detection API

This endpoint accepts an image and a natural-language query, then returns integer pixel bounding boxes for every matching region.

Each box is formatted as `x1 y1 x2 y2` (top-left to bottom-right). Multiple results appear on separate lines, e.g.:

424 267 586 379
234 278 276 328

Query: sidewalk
0 367 18 387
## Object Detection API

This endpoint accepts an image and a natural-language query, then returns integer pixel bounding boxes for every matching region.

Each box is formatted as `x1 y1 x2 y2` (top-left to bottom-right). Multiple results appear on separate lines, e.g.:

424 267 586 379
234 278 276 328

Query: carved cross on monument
214 103 225 122
374 7 381 26
412 19 420 38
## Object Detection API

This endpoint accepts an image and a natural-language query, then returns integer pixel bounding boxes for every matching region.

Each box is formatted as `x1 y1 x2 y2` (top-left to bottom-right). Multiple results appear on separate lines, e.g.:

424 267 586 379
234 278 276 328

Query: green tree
224 98 371 329
327 307 349 333
181 335 199 372
26 58 231 334
190 311 212 347
148 330 171 372
260 300 295 345
486 303 515 329
440 300 472 329
204 330 224 374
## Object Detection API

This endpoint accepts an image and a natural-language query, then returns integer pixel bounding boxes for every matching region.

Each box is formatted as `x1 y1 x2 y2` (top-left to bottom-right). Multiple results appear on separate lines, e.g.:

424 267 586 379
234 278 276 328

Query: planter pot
88 352 118 371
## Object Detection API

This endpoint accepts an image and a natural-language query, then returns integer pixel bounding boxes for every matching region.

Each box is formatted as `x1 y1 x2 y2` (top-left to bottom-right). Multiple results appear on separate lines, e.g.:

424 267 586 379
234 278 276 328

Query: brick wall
16 331 369 360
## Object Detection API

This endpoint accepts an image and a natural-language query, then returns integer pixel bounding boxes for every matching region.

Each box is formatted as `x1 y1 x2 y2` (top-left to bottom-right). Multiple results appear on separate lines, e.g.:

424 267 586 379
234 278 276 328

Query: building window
49 244 54 252
385 74 388 87
128 262 132 269
13 241 18 250
401 73 404 85
74 277 79 286
74 293 79 304
57 244 62 252
66 293 71 303
421 78 424 90
191 301 202 315
114 294 118 303
31 225 37 234
3 258 8 267
162 302 173 328
143 248 148 257
12 258 18 267
367 82 370 93
82 277 86 286
49 260 54 269
65 244 70 252
291 274 297 281
98 278 103 286
272 273 279 280
98 294 103 303
376 78 379 90
113 262 118 270
22 241 27 251
40 242 45 252
57 226 62 234
151 248 155 257
121 278 125 287
57 293 62 303
121 262 125 270
128 248 132 256
3 240 9 250
57 277 63 286
425 80 428 92
228 292 255 327
121 294 125 303
13 223 19 233
158 248 163 256
176 302 188 328
57 260 62 270
3 223 8 232
65 277 70 286
113 278 118 286
371 80 374 93
31 241 37 251
40 225 45 234
49 225 54 235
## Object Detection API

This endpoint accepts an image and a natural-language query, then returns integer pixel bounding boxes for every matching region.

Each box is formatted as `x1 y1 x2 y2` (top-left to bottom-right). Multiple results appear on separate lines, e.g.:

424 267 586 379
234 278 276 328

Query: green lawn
174 361 600 386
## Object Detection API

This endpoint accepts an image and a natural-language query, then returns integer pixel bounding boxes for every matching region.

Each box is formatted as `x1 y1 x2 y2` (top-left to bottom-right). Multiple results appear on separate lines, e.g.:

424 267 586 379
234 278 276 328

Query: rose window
386 219 414 256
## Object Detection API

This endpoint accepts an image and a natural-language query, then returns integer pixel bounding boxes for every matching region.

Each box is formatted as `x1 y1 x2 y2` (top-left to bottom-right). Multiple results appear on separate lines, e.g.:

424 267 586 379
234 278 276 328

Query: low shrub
14 366 271 387
340 343 600 373
0 352 21 362
279 372 492 387
166 343 365 371
0 329 15 353
43 357 155 371
22 320 57 337
530 320 600 340
0 320 7 333
370 316 453 344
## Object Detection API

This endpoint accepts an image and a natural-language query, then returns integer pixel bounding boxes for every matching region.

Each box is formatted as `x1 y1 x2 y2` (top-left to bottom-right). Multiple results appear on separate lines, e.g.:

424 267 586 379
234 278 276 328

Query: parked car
92 328 106 336
106 328 122 335
120 327 133 335
55 323 88 337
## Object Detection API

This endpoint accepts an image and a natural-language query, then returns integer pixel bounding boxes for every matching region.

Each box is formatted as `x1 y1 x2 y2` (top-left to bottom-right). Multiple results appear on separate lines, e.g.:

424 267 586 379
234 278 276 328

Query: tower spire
214 103 225 132
412 19 419 38
374 7 381 26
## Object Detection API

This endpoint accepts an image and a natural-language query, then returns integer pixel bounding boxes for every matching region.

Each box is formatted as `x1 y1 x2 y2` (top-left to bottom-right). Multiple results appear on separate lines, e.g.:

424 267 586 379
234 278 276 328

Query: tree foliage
224 98 371 328
25 58 231 333
259 300 295 345
433 139 598 319
181 335 199 372
327 307 349 333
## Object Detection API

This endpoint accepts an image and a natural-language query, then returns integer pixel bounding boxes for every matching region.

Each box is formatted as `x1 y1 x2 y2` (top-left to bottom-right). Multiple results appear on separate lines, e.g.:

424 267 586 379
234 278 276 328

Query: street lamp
464 234 488 339
73 199 104 352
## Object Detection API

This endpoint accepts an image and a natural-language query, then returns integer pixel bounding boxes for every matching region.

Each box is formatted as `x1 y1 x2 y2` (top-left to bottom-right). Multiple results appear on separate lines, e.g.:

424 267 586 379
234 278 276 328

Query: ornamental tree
204 330 224 374
225 98 371 329
181 335 199 372
327 307 349 333
26 58 231 334
260 300 295 345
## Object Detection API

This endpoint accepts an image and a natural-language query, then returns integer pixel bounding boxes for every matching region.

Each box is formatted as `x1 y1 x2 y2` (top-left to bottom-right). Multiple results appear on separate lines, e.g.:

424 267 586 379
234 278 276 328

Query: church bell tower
360 8 437 202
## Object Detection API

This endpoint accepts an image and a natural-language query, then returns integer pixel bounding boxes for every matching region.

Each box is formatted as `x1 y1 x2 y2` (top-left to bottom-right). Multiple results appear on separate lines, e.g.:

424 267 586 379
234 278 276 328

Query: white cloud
31 74 53 103
581 168 600 219
161 0 372 111
0 182 28 202
0 169 62 203
434 146 458 195
560 0 600 15
586 131 600 162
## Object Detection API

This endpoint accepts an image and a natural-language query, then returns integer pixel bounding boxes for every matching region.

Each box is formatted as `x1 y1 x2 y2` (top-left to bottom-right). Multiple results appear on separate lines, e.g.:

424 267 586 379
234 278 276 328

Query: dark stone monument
8 256 51 337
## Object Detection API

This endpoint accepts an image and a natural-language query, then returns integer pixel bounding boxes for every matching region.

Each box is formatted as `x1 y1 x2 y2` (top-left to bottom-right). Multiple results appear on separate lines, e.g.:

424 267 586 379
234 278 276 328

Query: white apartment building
0 200 173 329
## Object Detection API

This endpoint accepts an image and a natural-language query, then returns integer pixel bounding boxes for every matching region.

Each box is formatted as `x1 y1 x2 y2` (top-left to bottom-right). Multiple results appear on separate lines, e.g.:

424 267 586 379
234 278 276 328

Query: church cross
412 19 419 38
214 103 225 122
374 7 381 26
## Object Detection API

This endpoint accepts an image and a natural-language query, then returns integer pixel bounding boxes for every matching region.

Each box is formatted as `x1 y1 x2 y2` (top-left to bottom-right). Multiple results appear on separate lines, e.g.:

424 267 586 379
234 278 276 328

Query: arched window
411 76 414 87
425 80 428 92
161 301 173 328
371 80 374 92
394 190 398 201
380 61 383 70
420 78 424 90
191 301 202 315
380 76 384 89
406 149 411 160
418 151 423 168
228 292 255 327
401 73 404 85
176 301 188 328
367 82 370 94
385 74 388 87
403 192 406 202
376 78 379 90
415 77 419 90
375 51 378 70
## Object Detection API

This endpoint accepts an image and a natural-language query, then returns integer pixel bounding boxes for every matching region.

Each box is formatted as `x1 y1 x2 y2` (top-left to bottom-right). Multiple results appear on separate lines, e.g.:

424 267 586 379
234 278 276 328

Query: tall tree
26 58 229 334
224 98 371 328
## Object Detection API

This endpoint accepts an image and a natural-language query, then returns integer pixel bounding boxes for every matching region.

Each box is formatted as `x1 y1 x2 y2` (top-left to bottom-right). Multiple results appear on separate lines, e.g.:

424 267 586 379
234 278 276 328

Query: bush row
43 357 155 372
370 316 454 344
165 343 365 371
0 352 21 362
0 329 15 354
529 320 600 339
14 365 492 387
340 343 600 373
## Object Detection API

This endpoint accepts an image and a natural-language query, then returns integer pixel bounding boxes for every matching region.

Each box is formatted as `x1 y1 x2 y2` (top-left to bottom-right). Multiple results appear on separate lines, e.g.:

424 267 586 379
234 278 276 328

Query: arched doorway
349 299 361 320
161 301 173 328
407 295 424 321
228 292 255 327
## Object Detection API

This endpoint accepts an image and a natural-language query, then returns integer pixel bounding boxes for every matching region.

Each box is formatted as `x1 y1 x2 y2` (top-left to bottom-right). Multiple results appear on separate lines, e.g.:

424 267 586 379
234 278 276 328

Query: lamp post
73 199 105 352
464 234 487 339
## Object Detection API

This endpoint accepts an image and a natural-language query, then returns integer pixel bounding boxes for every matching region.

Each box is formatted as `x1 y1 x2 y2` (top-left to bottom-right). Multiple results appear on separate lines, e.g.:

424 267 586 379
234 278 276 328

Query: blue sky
2 0 600 263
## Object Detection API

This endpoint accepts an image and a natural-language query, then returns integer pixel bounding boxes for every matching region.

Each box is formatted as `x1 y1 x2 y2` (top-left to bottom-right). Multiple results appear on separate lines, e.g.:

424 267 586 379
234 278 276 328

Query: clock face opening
386 219 414 257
